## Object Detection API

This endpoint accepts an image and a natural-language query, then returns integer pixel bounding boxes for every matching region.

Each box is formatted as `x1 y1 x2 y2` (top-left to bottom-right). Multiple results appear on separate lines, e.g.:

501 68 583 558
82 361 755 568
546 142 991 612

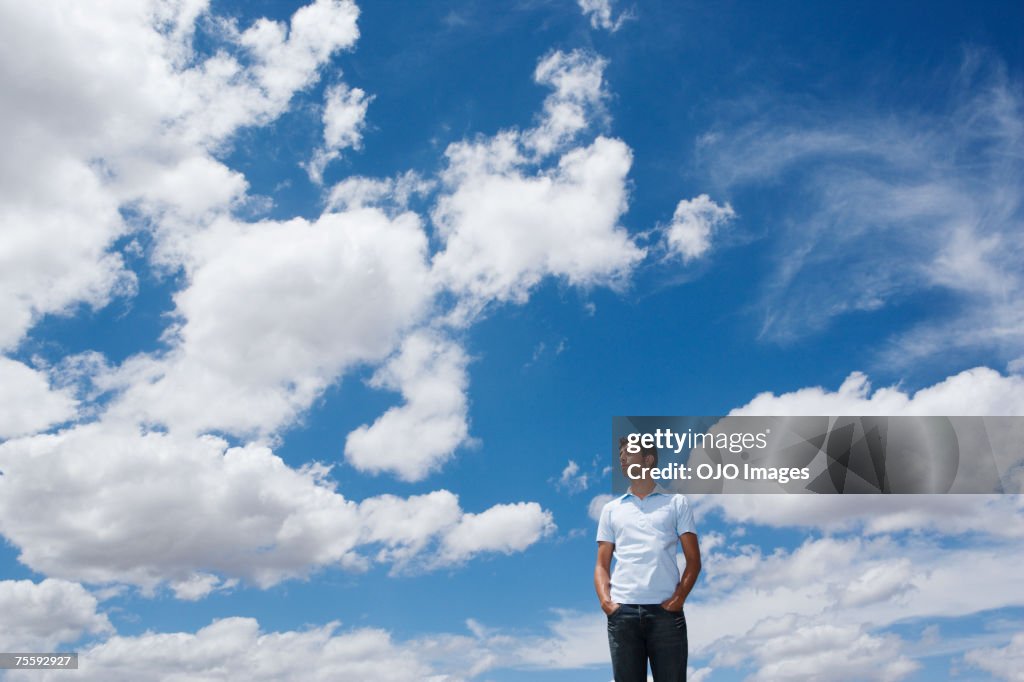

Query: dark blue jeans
607 604 688 682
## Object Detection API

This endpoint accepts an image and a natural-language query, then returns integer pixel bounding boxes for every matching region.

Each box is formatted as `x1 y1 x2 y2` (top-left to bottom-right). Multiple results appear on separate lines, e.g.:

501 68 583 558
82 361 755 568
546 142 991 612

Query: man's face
619 446 647 477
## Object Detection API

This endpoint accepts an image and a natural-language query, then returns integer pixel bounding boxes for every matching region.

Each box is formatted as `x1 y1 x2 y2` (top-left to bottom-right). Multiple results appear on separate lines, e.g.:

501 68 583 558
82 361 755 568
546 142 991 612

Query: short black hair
619 436 658 466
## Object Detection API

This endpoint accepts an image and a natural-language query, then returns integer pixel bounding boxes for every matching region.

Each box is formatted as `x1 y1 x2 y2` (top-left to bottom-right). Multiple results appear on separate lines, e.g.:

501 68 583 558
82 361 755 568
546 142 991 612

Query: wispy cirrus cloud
577 0 631 33
699 51 1024 366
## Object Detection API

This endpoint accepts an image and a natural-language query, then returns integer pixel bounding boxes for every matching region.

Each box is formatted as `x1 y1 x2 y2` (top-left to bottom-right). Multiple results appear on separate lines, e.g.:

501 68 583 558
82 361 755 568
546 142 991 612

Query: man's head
619 436 658 477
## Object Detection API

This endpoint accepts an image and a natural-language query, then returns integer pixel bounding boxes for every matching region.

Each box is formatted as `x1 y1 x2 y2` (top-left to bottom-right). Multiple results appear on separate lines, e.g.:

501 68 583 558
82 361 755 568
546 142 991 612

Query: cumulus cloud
103 208 432 438
0 579 112 651
431 50 644 319
0 0 361 349
169 572 239 601
6 530 1019 681
357 491 464 568
83 529 1009 681
0 358 77 439
963 632 1024 682
326 171 433 212
1 11 619 609
526 49 609 156
685 533 1024 677
6 617 442 682
233 0 360 118
839 559 916 607
698 493 1024 539
588 494 616 521
731 366 1024 416
432 135 643 314
0 424 553 592
439 502 556 566
742 619 918 681
653 364 1024 678
698 367 1024 535
663 194 736 262
345 331 471 481
3 609 607 682
306 83 373 184
0 156 134 351
0 423 363 590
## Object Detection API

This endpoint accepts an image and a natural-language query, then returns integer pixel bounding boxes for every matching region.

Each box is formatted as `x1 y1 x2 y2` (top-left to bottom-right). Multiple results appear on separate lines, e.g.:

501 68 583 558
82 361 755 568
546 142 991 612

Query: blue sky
1 0 1023 680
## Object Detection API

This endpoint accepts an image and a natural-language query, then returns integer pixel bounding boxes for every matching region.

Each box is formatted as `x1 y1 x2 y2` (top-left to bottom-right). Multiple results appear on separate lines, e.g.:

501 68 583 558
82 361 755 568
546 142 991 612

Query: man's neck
629 477 657 499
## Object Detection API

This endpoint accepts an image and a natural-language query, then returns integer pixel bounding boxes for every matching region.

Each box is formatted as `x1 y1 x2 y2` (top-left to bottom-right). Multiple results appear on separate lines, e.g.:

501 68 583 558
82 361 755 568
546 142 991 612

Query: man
595 437 701 682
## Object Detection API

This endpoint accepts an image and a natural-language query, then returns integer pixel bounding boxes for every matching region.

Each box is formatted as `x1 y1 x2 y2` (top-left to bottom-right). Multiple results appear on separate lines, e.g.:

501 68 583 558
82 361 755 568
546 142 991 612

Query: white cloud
432 135 643 314
743 618 919 681
439 502 556 566
306 83 373 184
687 532 1024 659
556 459 589 493
104 208 433 438
698 494 1024 539
260 528 1022 679
689 669 713 682
577 0 628 32
0 424 553 592
731 366 1024 416
345 331 470 481
0 579 112 651
169 573 239 601
431 50 644 319
588 494 615 521
963 632 1024 682
0 0 362 350
0 423 363 590
357 491 464 568
0 358 77 439
7 617 445 682
2 609 610 682
526 49 608 156
0 155 134 350
120 155 250 221
326 171 433 212
235 0 360 111
838 558 916 607
21 537 1014 682
359 492 557 573
663 194 736 262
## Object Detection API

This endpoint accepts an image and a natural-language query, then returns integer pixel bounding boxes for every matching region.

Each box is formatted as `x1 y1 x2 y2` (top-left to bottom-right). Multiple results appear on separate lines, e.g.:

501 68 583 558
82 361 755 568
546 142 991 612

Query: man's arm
661 532 701 612
594 541 619 615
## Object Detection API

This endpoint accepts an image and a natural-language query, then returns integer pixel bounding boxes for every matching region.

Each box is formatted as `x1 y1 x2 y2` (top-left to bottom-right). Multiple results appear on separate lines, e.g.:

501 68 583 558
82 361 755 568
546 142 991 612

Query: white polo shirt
596 488 697 604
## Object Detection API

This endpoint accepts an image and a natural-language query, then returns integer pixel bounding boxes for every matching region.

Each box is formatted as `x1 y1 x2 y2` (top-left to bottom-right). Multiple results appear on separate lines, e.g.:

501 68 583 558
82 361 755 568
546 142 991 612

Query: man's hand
660 596 684 613
659 532 700 614
595 542 618 616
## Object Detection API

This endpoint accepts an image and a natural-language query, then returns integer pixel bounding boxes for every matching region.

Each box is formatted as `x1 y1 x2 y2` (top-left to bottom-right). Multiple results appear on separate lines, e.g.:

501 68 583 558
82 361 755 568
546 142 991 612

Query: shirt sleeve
675 495 697 536
596 501 616 543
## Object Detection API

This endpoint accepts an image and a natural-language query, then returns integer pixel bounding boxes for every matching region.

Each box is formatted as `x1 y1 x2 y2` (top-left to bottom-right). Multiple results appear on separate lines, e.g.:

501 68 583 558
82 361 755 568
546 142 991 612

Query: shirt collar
621 483 673 499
